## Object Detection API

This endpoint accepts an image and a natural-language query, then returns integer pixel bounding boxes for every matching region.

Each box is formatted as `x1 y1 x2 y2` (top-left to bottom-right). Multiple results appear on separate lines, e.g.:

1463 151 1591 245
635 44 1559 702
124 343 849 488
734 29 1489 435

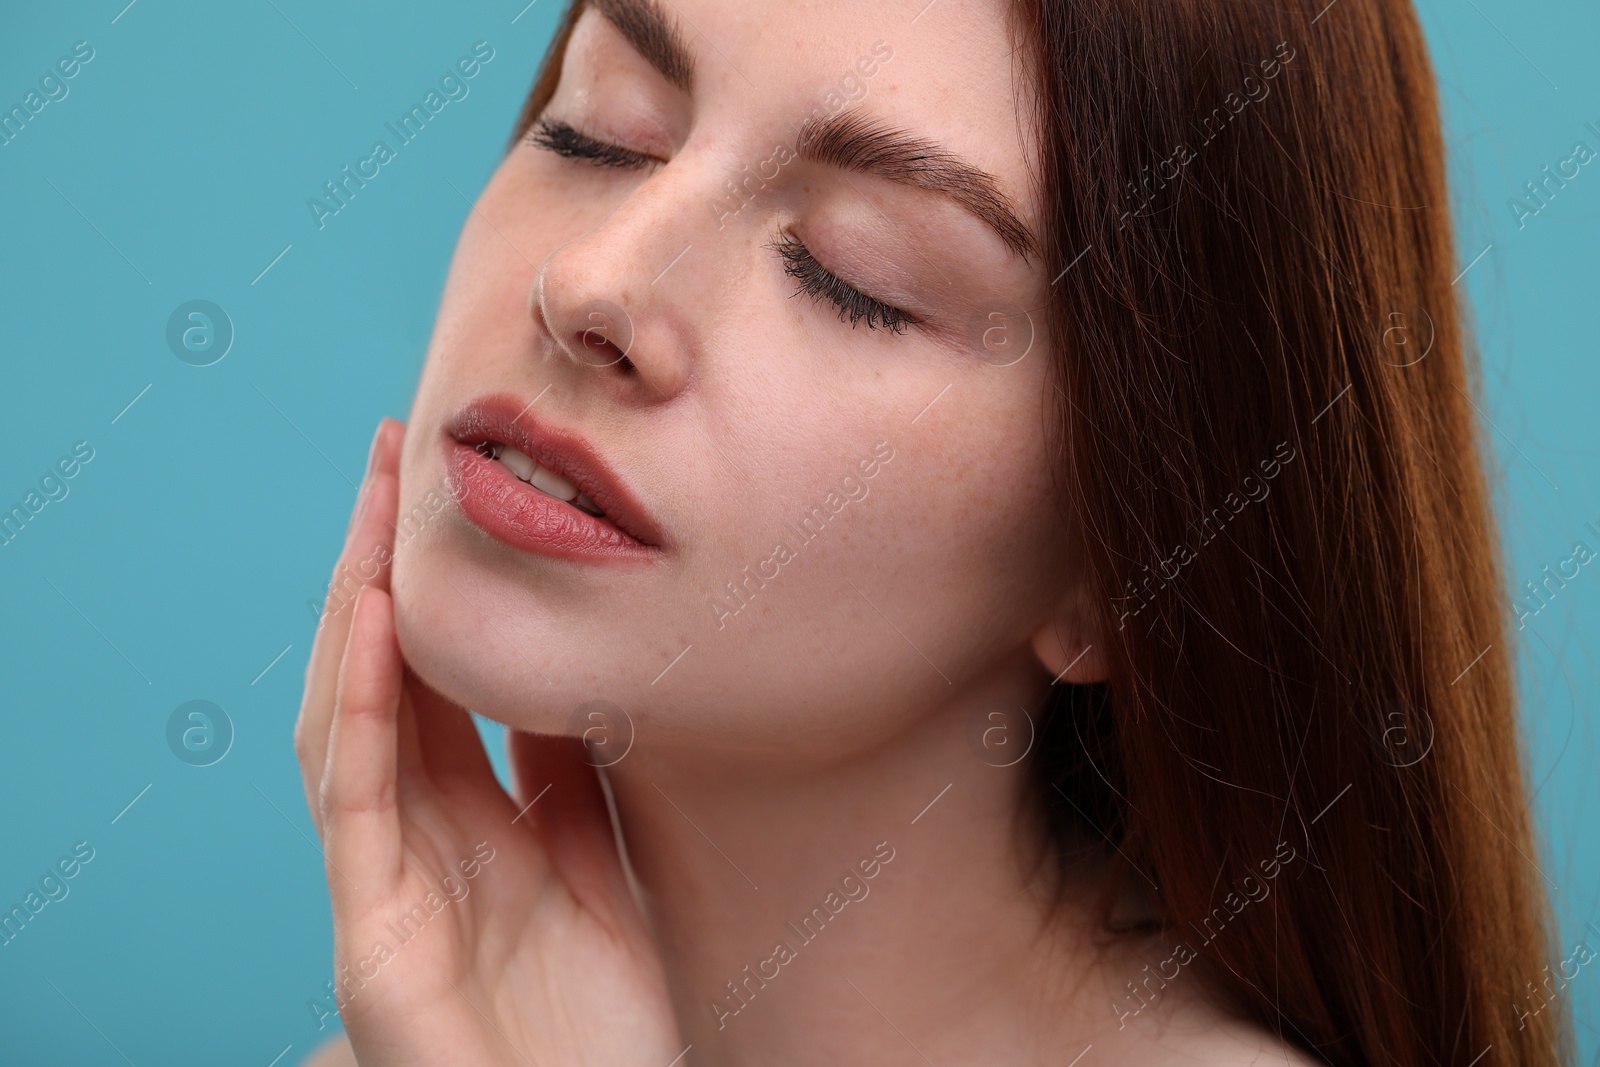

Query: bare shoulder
299 1033 359 1067
1097 975 1324 1067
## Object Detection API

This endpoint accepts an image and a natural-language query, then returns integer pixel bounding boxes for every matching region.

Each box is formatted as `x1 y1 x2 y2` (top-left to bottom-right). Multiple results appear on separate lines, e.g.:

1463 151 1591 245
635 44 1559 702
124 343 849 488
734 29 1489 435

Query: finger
297 467 397 825
408 672 499 790
295 418 405 835
396 676 428 789
306 418 404 700
507 729 626 900
322 585 406 906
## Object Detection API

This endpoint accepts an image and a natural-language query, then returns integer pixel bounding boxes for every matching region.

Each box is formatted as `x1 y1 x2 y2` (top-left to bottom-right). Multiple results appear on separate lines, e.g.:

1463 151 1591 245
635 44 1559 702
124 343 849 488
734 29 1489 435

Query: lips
443 393 663 561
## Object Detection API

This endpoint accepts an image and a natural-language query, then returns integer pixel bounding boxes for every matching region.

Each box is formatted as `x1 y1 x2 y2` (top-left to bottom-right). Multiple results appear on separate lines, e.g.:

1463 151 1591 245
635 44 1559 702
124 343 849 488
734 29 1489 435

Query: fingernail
354 481 373 528
365 419 387 478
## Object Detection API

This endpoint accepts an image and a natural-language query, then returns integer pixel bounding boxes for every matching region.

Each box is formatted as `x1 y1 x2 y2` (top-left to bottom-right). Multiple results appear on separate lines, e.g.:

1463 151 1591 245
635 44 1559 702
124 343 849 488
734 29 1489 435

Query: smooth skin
295 420 683 1066
296 0 1326 1063
299 427 1317 1067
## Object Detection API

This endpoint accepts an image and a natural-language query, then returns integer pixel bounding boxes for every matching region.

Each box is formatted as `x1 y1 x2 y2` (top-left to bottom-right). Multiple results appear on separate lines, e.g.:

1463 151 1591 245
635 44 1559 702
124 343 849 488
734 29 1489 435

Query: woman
296 0 1567 1063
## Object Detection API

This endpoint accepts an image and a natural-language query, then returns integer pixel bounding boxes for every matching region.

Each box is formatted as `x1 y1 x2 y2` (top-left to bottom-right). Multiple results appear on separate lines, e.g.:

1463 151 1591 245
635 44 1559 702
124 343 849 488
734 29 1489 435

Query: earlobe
1029 615 1109 685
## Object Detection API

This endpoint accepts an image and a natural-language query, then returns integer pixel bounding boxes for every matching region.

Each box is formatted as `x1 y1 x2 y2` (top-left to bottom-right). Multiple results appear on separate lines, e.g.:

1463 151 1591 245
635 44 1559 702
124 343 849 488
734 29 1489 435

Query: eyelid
529 121 917 336
771 231 919 334
526 116 660 169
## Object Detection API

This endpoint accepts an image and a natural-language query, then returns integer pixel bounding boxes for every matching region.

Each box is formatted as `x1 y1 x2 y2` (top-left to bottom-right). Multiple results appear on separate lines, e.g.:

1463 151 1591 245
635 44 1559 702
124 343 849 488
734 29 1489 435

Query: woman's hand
293 418 685 1067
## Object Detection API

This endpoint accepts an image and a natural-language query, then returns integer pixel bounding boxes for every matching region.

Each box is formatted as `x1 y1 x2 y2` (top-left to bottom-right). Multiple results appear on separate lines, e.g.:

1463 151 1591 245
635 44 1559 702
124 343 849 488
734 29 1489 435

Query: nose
532 169 713 404
531 278 637 373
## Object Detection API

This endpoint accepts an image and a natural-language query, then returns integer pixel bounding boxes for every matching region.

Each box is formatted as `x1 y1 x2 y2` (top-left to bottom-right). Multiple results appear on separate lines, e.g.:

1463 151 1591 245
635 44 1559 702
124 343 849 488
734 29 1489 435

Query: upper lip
446 393 664 548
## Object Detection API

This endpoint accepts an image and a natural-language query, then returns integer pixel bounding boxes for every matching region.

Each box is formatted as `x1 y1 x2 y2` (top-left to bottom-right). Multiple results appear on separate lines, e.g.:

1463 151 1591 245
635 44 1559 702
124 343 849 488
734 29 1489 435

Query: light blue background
0 1 1594 1063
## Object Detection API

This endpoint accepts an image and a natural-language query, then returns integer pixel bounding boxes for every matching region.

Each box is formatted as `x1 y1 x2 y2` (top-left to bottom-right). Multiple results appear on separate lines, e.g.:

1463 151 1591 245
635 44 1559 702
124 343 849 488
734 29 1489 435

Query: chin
388 522 693 760
389 537 573 735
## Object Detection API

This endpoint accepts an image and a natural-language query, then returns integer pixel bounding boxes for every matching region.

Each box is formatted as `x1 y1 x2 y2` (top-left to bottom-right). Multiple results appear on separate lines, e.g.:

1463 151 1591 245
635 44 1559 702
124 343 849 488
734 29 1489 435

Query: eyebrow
590 0 696 94
795 110 1037 260
588 0 1036 260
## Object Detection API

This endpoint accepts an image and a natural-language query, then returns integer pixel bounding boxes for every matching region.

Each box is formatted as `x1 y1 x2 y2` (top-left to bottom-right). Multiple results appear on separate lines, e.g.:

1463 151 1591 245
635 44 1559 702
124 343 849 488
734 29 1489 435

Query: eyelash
529 116 917 335
526 117 655 170
769 234 916 334
771 233 921 334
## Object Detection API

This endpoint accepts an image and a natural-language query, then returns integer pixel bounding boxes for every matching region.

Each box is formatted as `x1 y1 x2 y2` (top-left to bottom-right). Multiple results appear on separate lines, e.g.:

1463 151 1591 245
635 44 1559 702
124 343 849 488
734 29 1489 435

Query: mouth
443 393 663 562
471 439 607 518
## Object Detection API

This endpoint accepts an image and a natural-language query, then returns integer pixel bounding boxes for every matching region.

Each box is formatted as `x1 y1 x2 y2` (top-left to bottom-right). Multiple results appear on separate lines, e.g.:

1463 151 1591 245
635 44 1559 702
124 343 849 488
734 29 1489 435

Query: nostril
572 329 631 371
559 299 637 372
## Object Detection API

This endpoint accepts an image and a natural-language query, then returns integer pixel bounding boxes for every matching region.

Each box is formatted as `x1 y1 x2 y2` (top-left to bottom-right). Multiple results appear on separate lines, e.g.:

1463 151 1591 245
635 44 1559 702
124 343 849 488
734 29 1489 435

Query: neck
603 670 1124 1065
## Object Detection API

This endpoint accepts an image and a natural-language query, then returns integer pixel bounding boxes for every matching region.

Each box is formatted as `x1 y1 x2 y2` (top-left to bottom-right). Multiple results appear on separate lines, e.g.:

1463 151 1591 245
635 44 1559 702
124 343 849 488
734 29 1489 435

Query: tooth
499 447 535 481
574 491 603 515
530 464 579 502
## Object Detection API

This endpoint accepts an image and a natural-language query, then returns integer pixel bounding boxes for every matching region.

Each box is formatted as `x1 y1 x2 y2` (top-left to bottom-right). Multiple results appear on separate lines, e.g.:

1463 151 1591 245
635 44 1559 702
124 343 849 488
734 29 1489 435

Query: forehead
563 0 1041 228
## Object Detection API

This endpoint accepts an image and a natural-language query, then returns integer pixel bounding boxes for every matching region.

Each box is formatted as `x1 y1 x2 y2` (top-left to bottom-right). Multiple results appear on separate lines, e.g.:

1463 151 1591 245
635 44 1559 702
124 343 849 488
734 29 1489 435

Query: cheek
439 183 540 325
432 151 603 332
688 368 1067 704
389 537 494 718
391 139 1068 755
879 421 1066 622
409 167 559 436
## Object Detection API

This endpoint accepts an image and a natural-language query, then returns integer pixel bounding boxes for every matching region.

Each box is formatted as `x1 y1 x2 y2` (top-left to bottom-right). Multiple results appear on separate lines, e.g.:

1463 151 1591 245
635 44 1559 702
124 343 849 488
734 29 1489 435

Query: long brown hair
1022 0 1566 1063
509 2 1566 1064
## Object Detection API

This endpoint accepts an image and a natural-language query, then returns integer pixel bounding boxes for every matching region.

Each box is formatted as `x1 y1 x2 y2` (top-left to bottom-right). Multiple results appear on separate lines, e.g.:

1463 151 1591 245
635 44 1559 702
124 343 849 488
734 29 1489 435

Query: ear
1028 587 1109 686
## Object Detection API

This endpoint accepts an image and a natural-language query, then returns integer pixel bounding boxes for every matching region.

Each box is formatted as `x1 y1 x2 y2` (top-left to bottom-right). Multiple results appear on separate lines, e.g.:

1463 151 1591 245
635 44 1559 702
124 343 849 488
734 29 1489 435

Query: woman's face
391 0 1092 757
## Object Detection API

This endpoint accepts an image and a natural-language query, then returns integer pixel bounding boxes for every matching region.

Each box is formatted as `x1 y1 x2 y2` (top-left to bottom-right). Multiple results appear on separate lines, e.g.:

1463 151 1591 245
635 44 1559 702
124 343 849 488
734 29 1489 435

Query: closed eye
529 119 915 336
769 233 918 335
526 117 655 170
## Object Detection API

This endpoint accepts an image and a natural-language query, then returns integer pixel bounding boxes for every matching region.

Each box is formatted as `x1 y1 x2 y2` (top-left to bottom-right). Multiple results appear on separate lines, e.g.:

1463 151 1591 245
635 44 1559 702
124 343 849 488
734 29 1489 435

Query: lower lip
444 438 657 562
